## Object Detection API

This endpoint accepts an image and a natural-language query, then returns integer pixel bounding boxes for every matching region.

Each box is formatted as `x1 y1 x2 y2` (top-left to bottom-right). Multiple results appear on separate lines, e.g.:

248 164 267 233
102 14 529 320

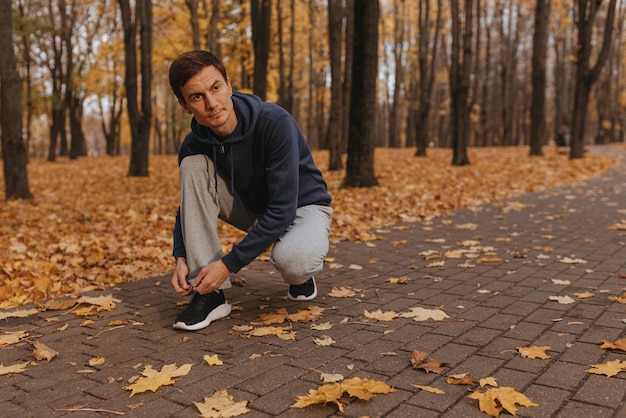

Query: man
168 50 333 331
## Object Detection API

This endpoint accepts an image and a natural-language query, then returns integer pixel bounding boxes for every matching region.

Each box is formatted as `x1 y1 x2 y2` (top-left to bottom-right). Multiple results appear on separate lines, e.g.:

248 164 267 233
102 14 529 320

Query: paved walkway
2 146 626 417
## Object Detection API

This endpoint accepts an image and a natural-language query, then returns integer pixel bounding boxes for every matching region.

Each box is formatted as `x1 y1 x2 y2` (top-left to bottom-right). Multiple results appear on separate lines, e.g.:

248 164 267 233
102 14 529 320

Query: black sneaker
173 290 231 331
288 277 317 301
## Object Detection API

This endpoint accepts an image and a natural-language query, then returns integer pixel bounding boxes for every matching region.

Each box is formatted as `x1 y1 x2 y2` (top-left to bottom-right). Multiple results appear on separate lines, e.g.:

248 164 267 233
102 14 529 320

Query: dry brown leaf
600 338 626 352
0 330 29 348
287 305 326 322
608 292 626 303
310 322 333 331
468 386 538 417
124 363 192 397
400 306 450 321
410 350 430 367
385 276 411 284
31 341 58 362
89 357 106 366
363 309 398 321
549 295 576 305
194 389 251 418
574 291 595 299
479 377 498 388
417 359 447 375
320 372 344 383
0 361 30 376
257 308 288 325
0 308 40 320
291 377 395 412
447 372 474 385
517 345 552 360
313 335 336 346
586 360 626 378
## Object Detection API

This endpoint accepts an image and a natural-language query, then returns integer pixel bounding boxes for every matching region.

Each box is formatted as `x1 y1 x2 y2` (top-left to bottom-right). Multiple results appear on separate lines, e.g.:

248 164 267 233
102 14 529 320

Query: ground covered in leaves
0 146 616 309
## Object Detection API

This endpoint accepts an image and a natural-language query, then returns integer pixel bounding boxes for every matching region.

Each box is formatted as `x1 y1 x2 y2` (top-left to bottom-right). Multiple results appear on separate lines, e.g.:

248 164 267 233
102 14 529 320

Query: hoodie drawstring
213 144 235 195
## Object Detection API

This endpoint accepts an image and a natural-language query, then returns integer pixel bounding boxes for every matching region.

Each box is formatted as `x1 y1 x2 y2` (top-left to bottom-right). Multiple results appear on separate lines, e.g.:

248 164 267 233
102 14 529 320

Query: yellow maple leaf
600 338 626 352
328 286 356 298
574 291 595 299
385 276 411 284
517 345 552 360
194 389 250 418
291 377 395 412
124 363 192 397
587 360 626 378
243 326 296 341
287 305 326 322
364 309 398 321
203 354 223 366
257 308 288 325
469 386 538 417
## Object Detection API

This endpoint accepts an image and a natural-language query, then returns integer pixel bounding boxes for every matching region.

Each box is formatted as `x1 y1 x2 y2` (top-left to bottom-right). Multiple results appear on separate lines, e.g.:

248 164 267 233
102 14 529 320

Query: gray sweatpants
179 154 333 289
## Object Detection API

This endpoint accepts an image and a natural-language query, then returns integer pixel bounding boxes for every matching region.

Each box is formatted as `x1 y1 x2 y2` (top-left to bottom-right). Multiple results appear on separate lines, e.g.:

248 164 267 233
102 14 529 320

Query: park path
1 145 625 417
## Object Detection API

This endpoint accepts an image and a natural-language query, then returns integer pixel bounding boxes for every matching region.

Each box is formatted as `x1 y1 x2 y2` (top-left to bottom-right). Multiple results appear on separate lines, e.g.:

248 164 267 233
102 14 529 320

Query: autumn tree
343 0 379 188
529 0 550 156
118 0 152 176
449 0 473 166
570 0 618 159
0 0 33 200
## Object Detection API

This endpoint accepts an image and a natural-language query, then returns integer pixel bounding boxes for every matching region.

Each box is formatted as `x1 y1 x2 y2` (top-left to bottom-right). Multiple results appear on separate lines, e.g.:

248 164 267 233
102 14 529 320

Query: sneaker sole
287 286 317 301
173 303 232 331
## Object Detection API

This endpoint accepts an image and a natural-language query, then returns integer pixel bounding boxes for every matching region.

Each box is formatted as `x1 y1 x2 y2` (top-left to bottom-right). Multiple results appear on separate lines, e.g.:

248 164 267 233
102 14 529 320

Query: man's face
178 65 236 137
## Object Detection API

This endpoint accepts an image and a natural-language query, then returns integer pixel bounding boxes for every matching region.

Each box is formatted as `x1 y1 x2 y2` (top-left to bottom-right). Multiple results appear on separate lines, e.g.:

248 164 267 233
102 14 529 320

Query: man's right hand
171 257 193 296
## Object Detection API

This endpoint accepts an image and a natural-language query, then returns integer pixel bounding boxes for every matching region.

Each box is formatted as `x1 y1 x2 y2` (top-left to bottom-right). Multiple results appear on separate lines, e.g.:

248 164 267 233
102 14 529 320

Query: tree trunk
342 0 379 188
185 0 201 50
450 0 472 166
529 0 550 156
388 0 406 148
415 0 442 157
570 0 617 159
0 0 33 200
118 0 152 176
327 0 344 170
251 0 271 100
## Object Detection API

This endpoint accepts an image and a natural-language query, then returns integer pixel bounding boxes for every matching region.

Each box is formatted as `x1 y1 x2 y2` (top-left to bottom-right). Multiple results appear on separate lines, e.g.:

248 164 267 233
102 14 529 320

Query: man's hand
192 260 231 294
171 257 193 296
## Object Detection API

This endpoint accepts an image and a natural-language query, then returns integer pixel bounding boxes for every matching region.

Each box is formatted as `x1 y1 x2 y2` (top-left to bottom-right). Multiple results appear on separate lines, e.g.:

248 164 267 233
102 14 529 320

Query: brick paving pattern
1 145 625 417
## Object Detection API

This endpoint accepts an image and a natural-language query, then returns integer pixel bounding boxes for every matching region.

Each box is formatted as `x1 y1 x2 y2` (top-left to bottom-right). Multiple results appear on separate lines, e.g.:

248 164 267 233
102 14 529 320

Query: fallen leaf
386 276 411 284
559 257 587 264
468 386 538 417
313 335 336 346
0 361 30 376
411 384 445 394
608 292 626 303
364 309 398 321
203 354 223 366
31 341 59 362
288 305 326 322
328 287 356 298
124 363 193 397
574 291 595 299
400 307 450 321
410 350 430 366
517 346 552 360
291 377 395 412
600 338 626 353
416 359 447 374
242 326 296 341
320 372 344 383
586 360 626 378
0 308 40 320
194 389 250 418
310 322 333 331
551 279 571 285
89 357 106 366
447 372 474 385
480 377 498 388
0 330 29 348
549 295 576 305
257 308 288 325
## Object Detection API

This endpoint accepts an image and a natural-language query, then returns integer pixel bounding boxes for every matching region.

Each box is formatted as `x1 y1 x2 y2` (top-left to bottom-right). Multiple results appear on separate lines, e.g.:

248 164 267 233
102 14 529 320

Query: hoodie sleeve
221 113 300 273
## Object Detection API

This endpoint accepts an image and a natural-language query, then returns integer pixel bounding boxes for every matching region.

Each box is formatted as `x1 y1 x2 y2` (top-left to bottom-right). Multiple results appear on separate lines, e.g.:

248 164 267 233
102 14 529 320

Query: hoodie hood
189 91 263 146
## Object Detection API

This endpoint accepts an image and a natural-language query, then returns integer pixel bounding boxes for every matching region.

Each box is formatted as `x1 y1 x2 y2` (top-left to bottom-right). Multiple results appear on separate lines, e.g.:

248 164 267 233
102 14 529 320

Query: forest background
0 0 625 307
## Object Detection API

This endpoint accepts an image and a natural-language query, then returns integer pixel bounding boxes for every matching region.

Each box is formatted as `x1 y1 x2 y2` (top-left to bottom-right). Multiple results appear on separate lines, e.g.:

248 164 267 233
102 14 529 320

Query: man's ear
178 98 192 114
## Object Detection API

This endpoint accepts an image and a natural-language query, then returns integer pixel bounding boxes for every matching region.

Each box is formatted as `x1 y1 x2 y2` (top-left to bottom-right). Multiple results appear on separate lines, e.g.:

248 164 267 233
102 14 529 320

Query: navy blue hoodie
173 91 332 273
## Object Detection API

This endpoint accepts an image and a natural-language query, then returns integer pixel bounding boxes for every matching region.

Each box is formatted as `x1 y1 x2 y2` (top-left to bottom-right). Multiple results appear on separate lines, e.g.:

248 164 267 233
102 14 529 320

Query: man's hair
169 50 228 102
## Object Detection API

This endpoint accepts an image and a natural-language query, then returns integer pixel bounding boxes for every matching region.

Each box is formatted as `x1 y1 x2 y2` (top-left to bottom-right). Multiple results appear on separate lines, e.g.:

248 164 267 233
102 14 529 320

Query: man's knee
271 249 323 284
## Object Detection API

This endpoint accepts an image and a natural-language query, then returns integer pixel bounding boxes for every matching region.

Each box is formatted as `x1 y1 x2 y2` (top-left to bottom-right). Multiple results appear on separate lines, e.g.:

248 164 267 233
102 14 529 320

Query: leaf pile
0 147 614 308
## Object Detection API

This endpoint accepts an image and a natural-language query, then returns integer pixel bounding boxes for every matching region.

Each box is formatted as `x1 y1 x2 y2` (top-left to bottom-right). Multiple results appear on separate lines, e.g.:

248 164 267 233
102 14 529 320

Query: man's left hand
192 260 231 294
